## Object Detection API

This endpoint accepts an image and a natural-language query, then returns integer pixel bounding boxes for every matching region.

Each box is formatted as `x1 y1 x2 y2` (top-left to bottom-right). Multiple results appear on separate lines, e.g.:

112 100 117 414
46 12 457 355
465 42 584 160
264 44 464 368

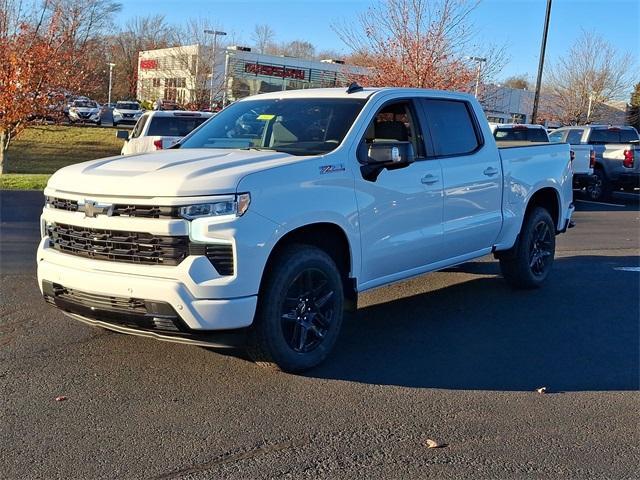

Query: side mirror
116 130 129 140
358 141 415 181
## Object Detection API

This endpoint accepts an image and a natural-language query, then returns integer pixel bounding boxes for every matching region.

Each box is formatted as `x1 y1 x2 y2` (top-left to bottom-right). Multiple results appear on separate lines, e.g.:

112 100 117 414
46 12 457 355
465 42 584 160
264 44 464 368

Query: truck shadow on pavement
309 255 640 392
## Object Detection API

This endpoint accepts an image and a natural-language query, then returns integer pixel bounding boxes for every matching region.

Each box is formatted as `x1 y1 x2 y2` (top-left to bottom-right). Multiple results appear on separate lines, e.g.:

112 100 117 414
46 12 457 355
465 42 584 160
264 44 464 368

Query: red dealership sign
244 63 306 80
140 59 158 70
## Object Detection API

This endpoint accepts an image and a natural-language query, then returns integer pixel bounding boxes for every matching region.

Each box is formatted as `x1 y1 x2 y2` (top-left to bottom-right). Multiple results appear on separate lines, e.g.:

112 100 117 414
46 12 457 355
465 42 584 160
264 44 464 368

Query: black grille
47 222 190 265
190 244 235 276
46 196 180 219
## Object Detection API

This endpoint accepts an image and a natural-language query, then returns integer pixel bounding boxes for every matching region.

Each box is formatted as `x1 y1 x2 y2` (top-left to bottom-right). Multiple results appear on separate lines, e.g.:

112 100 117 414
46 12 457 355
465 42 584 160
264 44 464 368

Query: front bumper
37 238 258 331
42 281 246 347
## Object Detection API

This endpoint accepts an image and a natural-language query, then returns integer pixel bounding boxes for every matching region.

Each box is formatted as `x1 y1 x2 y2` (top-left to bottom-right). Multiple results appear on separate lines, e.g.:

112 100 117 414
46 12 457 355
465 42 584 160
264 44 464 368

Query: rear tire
499 207 556 289
247 245 344 372
586 168 611 201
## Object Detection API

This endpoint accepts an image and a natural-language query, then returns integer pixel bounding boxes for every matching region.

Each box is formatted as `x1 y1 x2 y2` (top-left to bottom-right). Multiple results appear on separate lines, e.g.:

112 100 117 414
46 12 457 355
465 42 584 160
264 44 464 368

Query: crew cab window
180 98 365 156
419 99 481 156
131 114 148 138
548 131 565 143
362 101 424 157
566 129 584 145
588 128 640 144
147 116 209 137
494 127 548 142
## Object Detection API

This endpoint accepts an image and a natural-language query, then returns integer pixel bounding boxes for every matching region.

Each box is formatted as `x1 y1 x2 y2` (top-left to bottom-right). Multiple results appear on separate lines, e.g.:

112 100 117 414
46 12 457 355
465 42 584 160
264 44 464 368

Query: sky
115 0 640 85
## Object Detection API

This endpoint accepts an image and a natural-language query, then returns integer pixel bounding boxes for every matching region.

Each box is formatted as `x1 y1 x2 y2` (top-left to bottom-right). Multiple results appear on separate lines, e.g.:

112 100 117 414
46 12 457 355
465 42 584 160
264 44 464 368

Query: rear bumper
617 173 640 187
573 173 596 188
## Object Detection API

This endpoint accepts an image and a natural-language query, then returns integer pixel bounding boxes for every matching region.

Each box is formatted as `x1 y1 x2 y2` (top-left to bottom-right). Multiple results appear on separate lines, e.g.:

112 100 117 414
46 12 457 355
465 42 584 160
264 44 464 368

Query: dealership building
137 44 368 106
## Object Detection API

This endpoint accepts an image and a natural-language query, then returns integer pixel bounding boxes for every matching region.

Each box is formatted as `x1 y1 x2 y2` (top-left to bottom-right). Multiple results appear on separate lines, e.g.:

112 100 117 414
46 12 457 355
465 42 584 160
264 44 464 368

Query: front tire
499 207 556 289
247 245 344 372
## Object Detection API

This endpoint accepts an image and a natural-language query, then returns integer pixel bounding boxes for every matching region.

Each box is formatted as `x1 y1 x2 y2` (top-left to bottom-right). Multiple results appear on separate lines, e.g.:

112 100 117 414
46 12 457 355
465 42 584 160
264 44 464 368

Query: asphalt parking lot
1 190 639 479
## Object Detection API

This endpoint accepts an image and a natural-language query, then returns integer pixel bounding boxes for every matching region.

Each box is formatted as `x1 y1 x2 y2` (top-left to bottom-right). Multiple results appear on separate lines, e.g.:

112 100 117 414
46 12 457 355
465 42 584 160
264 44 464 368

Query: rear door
418 98 502 259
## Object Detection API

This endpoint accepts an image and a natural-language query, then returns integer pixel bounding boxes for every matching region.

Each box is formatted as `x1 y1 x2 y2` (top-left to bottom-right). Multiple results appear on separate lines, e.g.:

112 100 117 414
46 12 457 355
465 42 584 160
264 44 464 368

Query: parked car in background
548 128 596 191
490 123 550 143
68 99 101 125
40 87 574 372
550 125 640 200
117 110 212 155
112 101 144 126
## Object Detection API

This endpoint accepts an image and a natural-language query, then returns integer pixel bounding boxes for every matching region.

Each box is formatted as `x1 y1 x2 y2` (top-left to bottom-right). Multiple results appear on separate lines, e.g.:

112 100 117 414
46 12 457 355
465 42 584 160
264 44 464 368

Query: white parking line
575 200 626 207
614 267 640 272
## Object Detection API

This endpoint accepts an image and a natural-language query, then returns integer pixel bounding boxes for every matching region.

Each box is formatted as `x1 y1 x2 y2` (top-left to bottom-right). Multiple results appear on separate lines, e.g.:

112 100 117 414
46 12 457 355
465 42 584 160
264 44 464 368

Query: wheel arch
262 222 357 309
525 186 561 231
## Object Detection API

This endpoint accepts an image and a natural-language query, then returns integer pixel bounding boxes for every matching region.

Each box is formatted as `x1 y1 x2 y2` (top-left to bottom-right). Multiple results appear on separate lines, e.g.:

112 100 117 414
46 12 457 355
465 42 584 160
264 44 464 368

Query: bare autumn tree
0 0 109 173
333 0 491 91
251 24 275 54
108 15 174 100
546 31 634 124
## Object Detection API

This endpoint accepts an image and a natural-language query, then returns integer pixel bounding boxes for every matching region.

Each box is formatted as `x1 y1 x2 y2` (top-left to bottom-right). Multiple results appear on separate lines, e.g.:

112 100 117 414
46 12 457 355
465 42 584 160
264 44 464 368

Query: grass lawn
0 125 123 190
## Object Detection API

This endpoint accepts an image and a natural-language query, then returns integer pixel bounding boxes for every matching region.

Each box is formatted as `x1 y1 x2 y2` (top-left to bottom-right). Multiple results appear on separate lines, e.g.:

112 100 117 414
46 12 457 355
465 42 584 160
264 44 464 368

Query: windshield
74 101 97 108
116 102 140 110
179 98 366 155
494 127 548 142
147 116 210 137
588 128 639 144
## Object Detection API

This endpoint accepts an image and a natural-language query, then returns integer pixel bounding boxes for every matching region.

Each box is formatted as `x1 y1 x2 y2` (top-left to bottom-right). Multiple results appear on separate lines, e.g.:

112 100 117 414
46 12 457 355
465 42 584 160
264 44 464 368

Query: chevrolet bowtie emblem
80 199 114 218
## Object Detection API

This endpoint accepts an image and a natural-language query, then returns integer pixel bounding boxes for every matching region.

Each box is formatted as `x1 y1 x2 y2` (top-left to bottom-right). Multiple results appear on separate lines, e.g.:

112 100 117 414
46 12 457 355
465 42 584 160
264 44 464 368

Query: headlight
179 193 250 220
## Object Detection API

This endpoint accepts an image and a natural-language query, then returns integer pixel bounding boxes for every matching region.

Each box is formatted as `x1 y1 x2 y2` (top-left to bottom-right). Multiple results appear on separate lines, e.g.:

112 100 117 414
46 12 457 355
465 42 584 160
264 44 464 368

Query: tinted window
147 116 209 137
73 100 97 108
548 131 564 143
494 127 548 142
116 102 140 110
589 128 640 144
420 99 480 156
566 129 584 144
131 115 148 139
180 98 366 155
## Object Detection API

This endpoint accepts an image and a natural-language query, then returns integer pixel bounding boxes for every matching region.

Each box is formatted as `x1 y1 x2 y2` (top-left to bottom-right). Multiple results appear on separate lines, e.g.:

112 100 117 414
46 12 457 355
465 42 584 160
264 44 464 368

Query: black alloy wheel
280 268 336 353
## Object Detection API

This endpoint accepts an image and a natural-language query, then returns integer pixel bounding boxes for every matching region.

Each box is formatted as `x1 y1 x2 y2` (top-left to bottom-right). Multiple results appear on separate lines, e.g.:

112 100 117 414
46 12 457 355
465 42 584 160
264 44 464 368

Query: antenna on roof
346 82 363 94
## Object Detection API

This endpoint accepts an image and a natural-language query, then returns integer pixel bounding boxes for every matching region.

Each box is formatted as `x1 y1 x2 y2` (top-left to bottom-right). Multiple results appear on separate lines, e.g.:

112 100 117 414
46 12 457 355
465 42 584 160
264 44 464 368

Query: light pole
586 92 595 123
107 63 116 105
204 29 227 109
466 56 487 98
531 0 553 124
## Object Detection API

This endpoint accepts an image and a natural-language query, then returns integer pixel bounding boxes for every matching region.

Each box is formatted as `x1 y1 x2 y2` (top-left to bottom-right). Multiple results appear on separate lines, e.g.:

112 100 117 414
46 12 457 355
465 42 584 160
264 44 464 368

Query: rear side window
548 131 564 143
588 128 640 144
565 129 583 144
420 99 480 156
494 127 548 142
147 116 209 137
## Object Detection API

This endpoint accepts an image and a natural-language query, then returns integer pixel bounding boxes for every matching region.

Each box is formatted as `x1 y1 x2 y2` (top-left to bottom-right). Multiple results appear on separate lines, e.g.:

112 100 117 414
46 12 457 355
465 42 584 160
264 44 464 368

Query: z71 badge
319 164 346 174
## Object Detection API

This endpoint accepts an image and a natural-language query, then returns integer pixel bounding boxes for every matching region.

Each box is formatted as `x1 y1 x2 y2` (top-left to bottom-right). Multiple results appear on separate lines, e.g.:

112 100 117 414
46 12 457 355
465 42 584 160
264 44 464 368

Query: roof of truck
239 87 476 101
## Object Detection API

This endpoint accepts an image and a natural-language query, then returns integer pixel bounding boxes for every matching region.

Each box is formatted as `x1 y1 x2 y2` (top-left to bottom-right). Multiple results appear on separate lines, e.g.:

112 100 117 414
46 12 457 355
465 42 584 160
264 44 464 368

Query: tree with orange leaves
0 1 111 173
334 0 502 93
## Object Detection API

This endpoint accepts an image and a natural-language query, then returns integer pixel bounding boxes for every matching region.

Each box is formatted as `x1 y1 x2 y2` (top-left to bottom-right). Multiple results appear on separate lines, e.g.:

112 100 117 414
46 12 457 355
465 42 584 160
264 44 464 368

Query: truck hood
47 148 306 197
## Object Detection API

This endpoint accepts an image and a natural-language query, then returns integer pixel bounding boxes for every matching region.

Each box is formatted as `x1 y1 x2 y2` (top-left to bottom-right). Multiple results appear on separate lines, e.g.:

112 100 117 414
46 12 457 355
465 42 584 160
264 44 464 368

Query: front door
355 100 444 289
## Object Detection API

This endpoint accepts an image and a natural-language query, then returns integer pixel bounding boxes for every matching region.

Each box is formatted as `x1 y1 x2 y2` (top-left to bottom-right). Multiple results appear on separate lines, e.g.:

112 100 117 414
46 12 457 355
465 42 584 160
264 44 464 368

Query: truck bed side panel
494 143 573 251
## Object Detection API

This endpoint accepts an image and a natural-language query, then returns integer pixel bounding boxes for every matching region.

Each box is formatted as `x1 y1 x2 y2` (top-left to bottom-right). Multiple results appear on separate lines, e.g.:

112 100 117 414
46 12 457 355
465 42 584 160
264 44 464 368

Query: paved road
1 191 639 479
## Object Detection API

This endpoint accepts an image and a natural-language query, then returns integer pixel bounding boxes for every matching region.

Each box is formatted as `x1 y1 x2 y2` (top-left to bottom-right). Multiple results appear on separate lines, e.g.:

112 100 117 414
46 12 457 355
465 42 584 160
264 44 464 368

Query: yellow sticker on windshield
256 114 275 120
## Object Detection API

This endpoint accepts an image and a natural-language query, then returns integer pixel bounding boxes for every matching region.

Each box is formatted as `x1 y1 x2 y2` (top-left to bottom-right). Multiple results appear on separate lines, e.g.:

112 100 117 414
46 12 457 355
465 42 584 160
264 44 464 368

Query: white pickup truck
37 86 574 372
